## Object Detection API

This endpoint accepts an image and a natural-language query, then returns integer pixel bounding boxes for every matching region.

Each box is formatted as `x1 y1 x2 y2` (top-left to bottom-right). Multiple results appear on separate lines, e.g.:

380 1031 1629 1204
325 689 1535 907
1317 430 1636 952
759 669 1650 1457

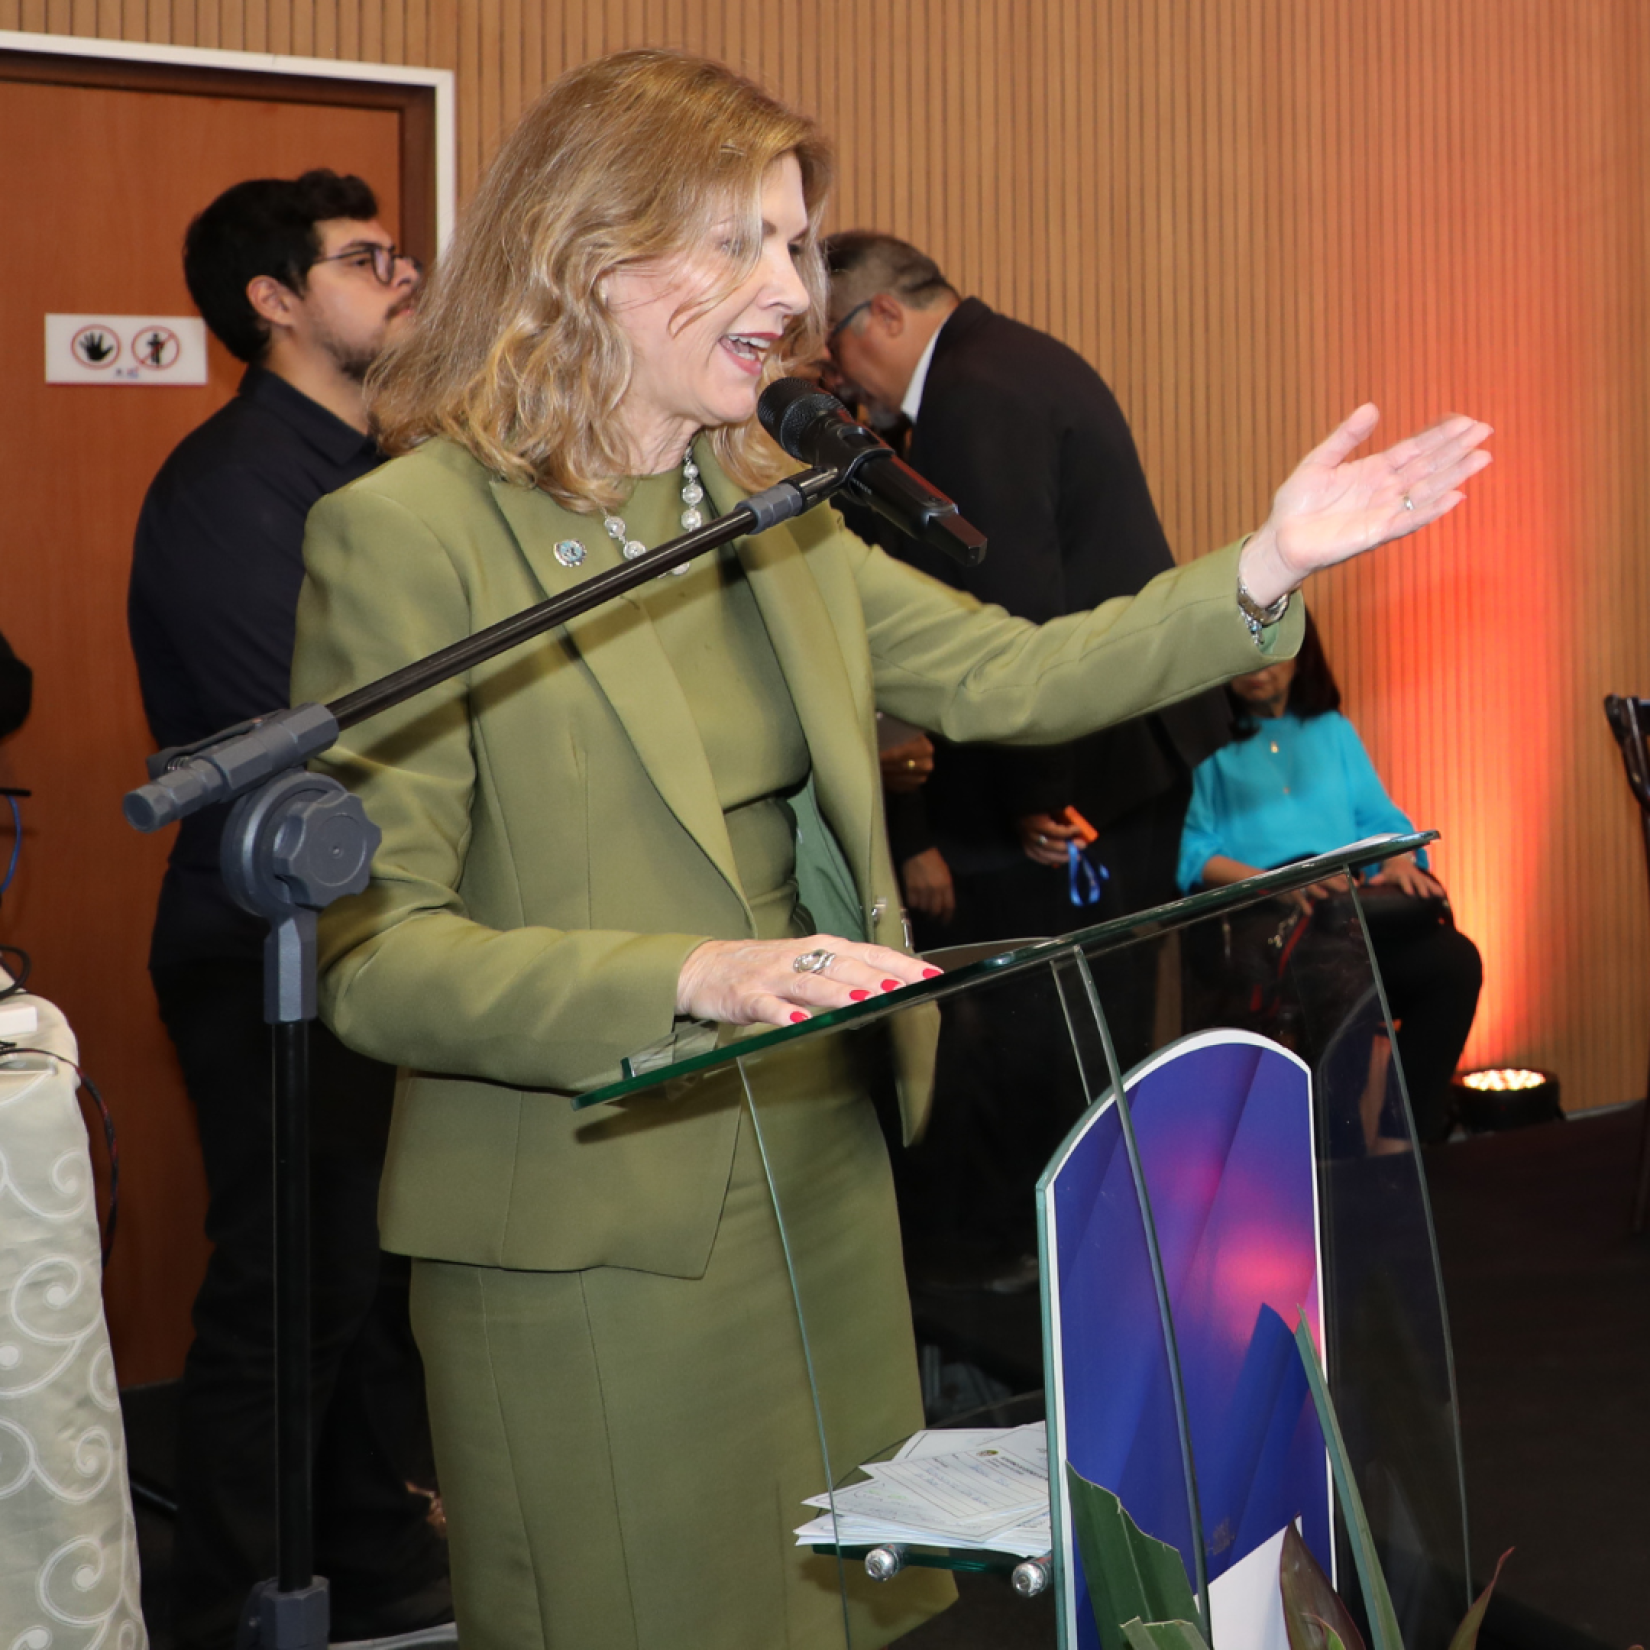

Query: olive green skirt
409 1062 955 1650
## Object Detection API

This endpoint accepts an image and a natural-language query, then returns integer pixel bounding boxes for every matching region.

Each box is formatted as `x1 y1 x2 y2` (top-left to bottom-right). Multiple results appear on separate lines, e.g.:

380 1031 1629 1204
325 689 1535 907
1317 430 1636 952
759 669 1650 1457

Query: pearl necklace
550 449 709 574
601 450 705 577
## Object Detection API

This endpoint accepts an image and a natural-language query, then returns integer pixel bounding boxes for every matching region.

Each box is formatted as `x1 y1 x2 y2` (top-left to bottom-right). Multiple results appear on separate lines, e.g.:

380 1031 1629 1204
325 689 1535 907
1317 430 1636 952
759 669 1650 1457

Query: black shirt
128 365 381 967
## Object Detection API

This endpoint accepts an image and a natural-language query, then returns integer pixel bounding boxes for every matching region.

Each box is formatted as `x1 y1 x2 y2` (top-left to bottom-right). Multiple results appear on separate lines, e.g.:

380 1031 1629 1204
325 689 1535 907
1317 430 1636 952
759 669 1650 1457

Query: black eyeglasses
309 243 423 286
825 299 873 353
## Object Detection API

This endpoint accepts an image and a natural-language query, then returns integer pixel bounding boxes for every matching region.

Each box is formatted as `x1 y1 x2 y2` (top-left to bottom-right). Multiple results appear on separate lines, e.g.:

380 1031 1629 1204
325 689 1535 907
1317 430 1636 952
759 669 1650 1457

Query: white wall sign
45 314 208 385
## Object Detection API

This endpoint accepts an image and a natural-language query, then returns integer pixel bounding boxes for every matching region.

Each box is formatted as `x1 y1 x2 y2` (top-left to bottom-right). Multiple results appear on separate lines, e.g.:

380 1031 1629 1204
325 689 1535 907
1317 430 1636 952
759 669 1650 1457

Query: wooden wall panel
5 0 1648 1122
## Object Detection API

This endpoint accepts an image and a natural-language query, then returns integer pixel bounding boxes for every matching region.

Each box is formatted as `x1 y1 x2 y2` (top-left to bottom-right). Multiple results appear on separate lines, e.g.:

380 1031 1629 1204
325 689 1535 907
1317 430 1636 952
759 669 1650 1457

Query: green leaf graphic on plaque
1292 1315 1404 1650
1066 1464 1200 1650
1121 1617 1214 1650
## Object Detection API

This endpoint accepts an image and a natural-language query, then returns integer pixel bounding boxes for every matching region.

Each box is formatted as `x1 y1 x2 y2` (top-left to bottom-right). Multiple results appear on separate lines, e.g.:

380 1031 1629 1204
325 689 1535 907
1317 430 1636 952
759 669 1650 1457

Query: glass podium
574 836 1470 1649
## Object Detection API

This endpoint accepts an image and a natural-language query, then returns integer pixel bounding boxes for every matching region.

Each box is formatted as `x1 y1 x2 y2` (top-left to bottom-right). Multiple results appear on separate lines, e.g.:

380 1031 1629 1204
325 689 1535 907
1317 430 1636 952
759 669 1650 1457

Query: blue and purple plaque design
1040 1030 1333 1649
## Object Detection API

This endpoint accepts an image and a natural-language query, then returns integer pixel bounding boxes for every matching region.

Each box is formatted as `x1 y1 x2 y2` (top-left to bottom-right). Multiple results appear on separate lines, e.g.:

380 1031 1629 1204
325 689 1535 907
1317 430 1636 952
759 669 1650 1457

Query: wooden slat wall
7 0 1649 1113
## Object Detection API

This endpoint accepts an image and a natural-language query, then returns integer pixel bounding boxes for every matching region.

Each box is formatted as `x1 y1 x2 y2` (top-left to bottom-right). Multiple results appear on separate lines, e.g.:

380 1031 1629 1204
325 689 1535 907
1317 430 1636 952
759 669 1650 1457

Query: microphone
757 379 987 566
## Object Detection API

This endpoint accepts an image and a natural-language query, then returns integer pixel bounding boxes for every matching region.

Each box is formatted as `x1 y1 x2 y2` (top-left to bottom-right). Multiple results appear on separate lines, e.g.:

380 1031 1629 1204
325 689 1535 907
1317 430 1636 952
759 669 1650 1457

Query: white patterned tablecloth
0 987 146 1649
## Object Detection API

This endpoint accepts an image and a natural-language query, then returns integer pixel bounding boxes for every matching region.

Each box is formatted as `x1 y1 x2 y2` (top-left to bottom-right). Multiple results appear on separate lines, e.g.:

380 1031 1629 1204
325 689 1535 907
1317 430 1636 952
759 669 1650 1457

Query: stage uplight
1451 1067 1562 1130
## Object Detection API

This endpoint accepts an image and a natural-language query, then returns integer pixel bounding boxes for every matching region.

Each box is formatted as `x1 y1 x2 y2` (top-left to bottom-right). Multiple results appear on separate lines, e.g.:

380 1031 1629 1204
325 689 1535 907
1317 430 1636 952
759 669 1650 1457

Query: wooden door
0 57 428 1385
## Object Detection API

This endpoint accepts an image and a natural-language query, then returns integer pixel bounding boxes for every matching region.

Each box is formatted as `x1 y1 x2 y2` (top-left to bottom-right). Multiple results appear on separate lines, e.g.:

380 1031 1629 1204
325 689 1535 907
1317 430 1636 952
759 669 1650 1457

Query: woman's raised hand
1238 406 1493 607
676 935 939 1029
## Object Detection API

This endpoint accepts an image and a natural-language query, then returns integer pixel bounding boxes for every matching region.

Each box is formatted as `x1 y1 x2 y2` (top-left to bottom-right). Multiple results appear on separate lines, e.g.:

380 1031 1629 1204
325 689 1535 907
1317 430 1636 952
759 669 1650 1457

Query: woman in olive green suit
290 48 1490 1650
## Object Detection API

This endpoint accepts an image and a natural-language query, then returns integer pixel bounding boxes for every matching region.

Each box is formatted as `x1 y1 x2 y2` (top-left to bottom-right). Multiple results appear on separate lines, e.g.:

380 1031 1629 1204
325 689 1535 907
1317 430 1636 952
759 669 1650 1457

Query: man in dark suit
128 171 449 1650
825 232 1228 970
825 233 1230 1282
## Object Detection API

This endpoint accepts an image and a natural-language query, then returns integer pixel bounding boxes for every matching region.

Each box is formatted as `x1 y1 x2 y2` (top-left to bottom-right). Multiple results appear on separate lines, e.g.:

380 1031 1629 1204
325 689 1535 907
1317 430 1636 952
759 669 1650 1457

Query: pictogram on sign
133 325 181 370
71 324 121 369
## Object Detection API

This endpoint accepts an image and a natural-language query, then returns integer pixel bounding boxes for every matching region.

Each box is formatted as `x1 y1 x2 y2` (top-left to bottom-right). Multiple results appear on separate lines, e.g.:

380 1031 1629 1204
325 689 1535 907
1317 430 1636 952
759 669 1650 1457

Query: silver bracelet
1236 574 1291 644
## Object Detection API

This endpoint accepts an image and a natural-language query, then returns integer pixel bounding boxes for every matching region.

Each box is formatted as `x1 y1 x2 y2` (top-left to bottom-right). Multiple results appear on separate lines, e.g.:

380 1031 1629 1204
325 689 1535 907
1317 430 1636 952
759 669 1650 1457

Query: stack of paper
795 1423 1051 1558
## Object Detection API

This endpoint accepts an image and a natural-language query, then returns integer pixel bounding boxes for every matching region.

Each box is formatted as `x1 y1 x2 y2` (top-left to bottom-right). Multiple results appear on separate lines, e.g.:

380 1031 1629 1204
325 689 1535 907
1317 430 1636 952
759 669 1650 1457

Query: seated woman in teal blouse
1177 608 1481 1142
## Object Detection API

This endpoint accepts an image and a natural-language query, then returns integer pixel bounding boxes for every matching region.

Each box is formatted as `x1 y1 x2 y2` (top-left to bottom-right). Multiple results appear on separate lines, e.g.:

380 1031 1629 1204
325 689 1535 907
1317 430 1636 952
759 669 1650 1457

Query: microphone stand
124 461 850 1650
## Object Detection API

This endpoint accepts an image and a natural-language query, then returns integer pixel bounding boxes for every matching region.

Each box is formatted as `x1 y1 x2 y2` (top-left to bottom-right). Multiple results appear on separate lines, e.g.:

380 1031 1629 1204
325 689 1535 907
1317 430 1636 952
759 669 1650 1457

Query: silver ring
791 949 836 975
1401 493 1415 511
1037 834 1048 845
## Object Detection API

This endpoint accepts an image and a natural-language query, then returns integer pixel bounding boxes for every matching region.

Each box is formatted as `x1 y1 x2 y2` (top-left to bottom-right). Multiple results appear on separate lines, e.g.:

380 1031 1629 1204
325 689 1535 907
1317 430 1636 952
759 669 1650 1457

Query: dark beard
329 338 381 383
331 297 414 382
312 310 391 383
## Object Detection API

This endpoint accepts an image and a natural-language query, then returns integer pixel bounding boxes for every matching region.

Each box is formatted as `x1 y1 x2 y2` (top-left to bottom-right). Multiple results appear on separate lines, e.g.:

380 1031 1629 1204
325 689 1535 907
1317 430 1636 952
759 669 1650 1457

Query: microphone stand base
235 1577 330 1650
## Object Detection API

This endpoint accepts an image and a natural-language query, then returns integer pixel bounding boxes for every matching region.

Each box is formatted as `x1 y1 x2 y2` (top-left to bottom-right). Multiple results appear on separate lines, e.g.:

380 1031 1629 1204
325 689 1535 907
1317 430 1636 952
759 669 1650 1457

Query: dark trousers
153 960 445 1650
1184 906 1484 1148
1369 922 1484 1144
903 785 1189 1262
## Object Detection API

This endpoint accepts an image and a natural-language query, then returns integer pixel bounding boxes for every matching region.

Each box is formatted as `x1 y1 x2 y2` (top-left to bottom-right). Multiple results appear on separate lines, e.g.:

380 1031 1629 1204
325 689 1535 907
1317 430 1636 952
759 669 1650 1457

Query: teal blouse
1176 709 1425 893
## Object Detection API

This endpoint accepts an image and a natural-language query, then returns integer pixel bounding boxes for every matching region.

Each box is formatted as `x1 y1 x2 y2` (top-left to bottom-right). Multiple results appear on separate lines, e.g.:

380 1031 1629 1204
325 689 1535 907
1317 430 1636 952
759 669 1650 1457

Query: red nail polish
921 967 941 978
790 1011 809 1023
881 979 901 992
849 989 870 1001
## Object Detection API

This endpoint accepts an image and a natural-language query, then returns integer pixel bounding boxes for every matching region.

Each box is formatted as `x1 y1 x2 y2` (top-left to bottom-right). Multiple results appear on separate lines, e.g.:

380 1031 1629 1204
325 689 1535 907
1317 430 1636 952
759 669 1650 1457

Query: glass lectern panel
729 958 1081 1644
1068 870 1470 1648
574 838 1469 1650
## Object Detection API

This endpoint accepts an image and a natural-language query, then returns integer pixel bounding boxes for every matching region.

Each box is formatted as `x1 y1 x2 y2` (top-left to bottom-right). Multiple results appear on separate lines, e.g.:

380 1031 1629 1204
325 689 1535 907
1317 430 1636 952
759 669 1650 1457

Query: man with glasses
824 231 1230 1292
128 170 449 1650
824 231 1228 964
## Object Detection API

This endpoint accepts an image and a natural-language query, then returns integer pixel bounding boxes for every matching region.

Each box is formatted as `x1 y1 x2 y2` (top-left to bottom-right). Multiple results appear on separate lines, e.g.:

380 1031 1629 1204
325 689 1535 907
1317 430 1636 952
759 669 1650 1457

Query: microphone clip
758 378 987 567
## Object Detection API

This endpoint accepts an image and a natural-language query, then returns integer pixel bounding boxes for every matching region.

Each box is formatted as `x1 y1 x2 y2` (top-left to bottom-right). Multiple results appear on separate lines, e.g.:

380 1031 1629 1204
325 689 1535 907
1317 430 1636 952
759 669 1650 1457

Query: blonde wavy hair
369 50 833 511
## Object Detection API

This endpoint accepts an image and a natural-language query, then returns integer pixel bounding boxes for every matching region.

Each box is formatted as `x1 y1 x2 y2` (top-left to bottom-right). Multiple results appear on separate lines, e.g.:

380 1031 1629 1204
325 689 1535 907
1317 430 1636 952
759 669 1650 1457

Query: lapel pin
553 539 587 568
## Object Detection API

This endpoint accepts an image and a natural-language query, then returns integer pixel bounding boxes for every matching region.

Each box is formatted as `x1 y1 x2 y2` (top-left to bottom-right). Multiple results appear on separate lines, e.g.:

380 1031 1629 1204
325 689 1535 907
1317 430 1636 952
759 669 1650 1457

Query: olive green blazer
291 436 1300 1276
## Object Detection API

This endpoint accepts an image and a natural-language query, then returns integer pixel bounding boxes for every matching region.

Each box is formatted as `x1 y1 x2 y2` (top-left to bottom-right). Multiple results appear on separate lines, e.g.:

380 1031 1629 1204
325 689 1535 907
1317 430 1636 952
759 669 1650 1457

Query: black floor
1426 1103 1650 1649
122 1104 1650 1649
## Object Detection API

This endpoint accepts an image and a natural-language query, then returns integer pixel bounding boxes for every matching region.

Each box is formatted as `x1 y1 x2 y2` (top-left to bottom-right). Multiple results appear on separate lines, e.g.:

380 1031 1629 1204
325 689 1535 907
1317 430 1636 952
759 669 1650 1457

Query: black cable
0 1042 119 1265
1 790 21 895
0 942 30 1001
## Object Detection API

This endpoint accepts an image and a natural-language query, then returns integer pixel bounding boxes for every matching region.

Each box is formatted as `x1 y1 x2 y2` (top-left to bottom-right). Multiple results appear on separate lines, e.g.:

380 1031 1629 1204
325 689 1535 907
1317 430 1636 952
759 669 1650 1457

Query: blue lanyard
1068 839 1109 907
